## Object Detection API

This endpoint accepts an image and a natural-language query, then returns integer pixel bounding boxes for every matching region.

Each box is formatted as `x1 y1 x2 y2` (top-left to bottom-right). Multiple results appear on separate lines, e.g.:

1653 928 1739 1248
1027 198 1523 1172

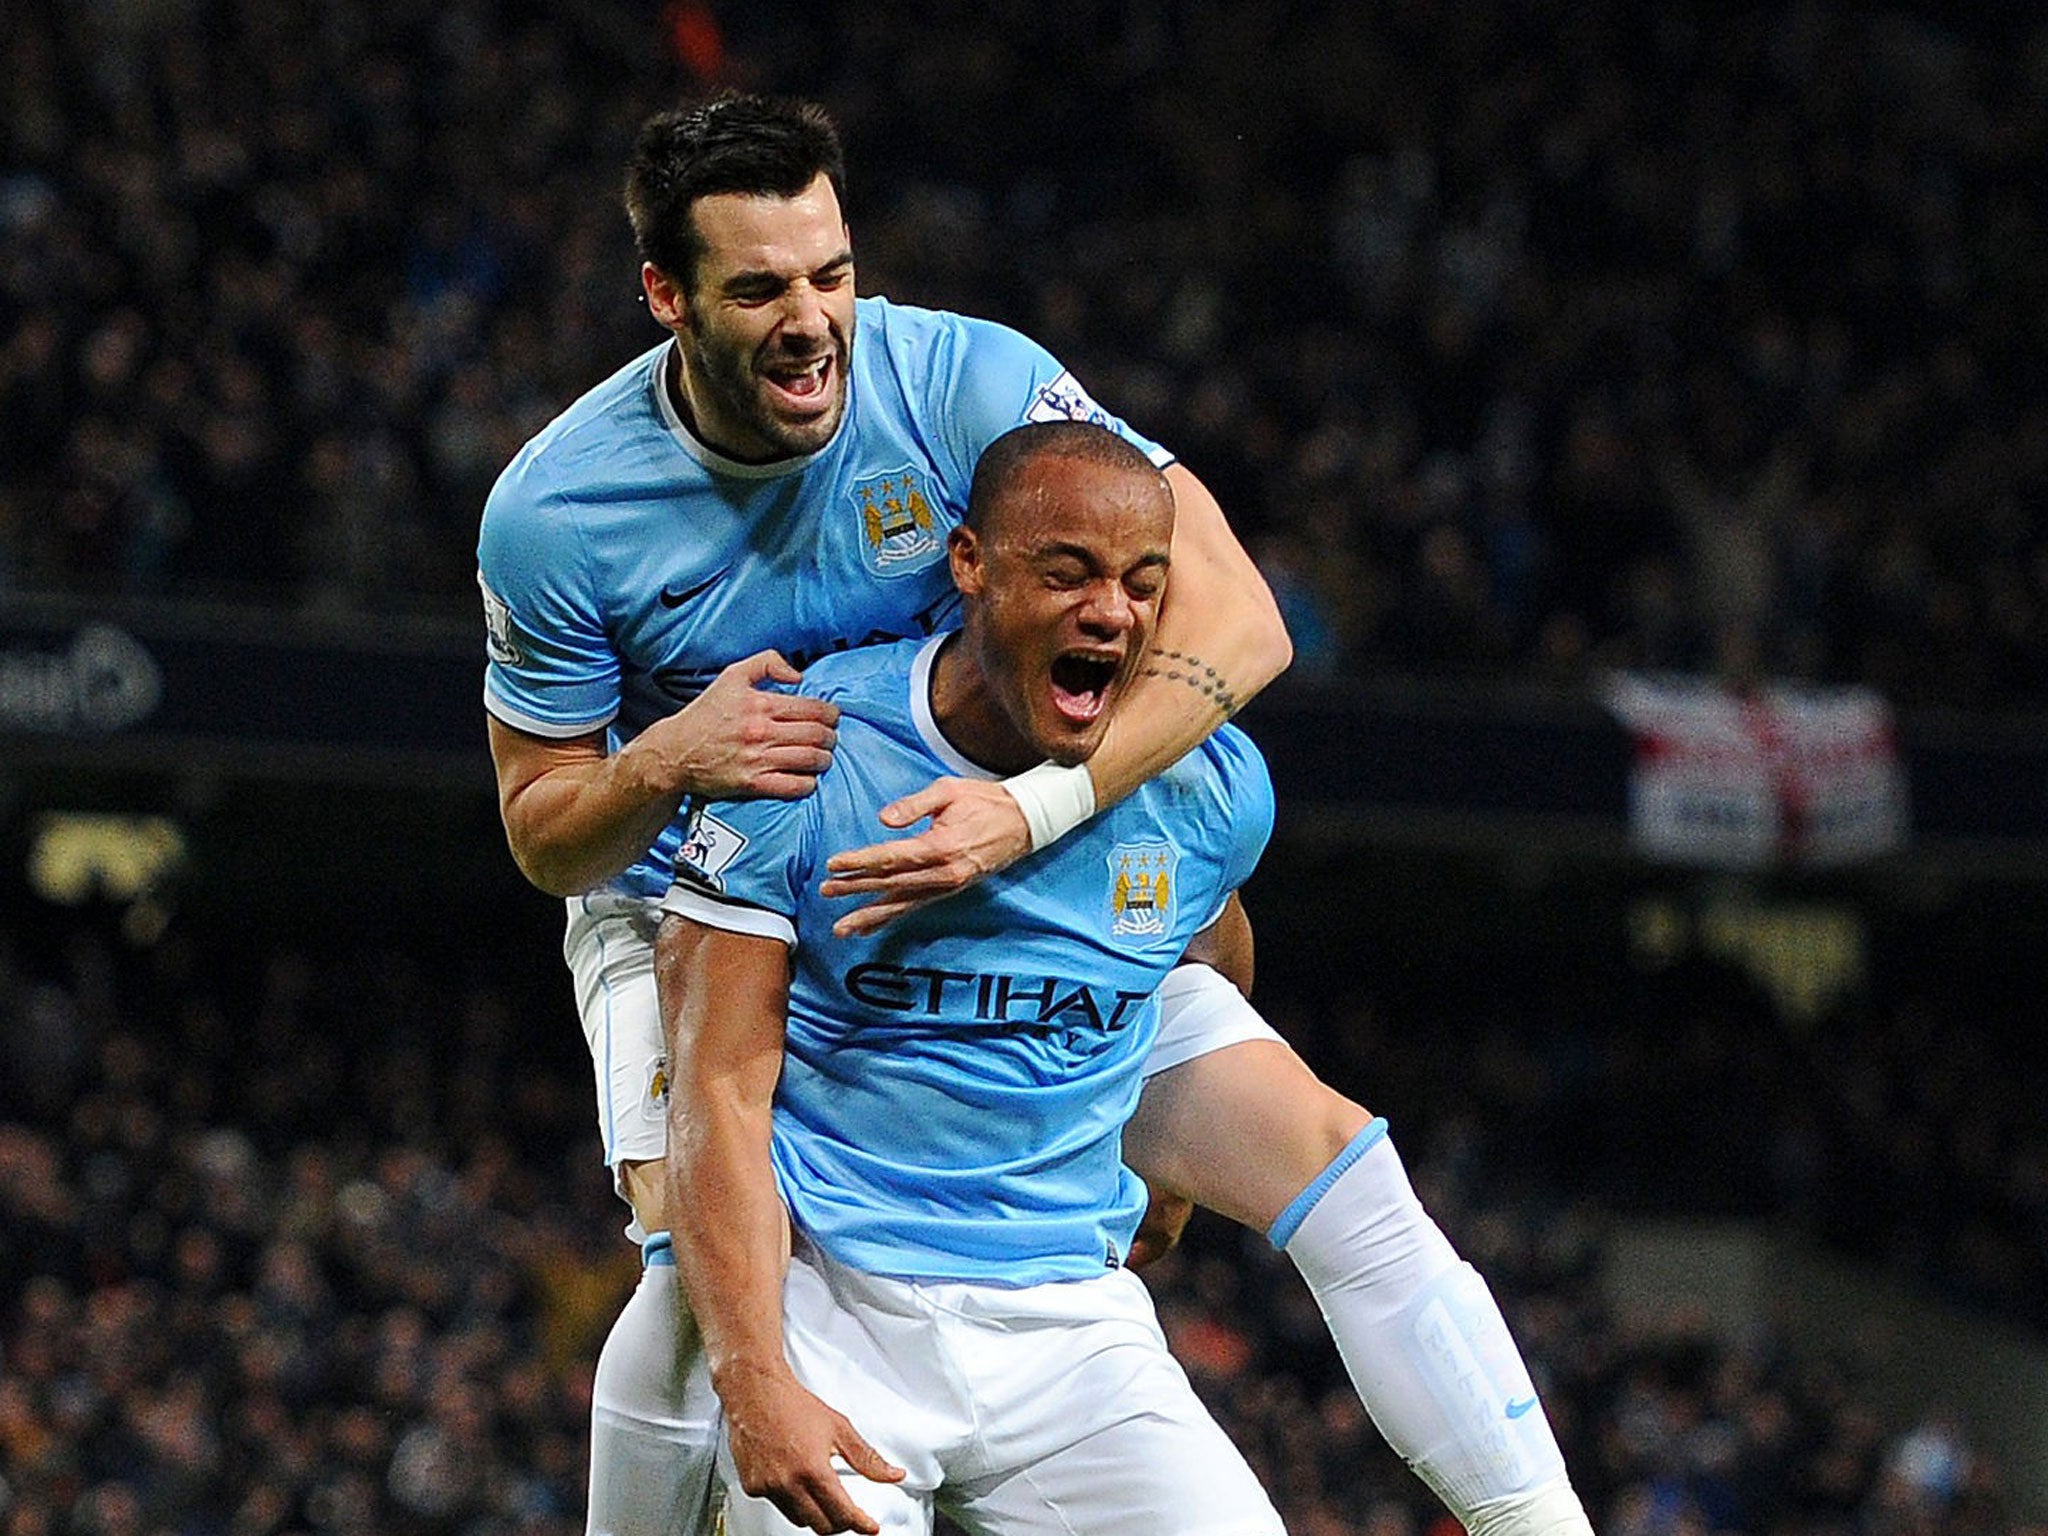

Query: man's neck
664 345 714 448
927 635 1040 776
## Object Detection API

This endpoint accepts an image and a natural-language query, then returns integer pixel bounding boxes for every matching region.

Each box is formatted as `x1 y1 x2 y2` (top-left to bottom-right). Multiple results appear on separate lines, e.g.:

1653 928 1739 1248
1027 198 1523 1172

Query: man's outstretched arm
822 463 1289 932
656 913 902 1535
1090 464 1292 802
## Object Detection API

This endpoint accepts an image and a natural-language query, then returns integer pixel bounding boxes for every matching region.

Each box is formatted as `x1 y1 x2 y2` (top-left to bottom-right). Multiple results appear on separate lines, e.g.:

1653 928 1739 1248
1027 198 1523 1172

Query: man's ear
643 262 690 332
948 525 985 598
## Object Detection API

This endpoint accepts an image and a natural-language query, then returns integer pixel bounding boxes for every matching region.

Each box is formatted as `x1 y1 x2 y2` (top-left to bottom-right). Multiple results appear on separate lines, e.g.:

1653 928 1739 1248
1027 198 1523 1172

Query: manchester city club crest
1108 841 1179 940
852 467 942 577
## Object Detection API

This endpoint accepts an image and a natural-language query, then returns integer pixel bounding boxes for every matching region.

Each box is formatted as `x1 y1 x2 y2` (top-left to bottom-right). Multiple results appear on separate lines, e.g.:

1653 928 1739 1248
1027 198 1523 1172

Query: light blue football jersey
477 295 1172 901
661 635 1275 1285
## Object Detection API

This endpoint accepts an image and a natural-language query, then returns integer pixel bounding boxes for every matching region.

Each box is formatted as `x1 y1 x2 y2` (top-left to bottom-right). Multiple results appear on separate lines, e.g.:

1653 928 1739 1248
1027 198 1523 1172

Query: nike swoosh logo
658 571 728 609
1505 1396 1539 1420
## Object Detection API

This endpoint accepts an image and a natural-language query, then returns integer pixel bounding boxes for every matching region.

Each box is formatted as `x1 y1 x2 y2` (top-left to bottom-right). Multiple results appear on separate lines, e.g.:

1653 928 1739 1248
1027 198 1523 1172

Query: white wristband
1002 761 1097 852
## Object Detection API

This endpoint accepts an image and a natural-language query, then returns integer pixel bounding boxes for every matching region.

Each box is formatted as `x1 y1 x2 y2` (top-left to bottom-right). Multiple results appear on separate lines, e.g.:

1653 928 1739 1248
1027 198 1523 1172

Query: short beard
679 299 849 461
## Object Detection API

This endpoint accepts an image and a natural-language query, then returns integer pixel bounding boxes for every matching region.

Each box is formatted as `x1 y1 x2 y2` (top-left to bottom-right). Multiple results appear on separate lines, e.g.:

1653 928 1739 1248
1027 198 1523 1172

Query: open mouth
761 352 836 413
1048 652 1121 724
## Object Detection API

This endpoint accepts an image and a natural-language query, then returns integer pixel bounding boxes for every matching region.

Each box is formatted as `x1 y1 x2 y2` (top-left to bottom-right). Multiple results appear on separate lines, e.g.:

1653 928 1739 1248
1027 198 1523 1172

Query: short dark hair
965 422 1168 535
624 92 847 291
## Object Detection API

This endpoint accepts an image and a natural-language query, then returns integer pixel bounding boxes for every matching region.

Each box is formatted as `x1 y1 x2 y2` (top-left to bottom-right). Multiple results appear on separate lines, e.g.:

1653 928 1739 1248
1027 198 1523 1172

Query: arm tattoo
1140 649 1241 718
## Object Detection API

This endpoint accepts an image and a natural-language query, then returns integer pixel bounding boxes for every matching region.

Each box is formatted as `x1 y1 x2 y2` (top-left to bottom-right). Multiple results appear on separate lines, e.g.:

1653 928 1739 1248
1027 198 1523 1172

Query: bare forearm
658 916 802 1396
1178 893 1254 995
670 1095 793 1392
499 734 684 895
1084 464 1291 808
489 652 838 896
1084 639 1266 807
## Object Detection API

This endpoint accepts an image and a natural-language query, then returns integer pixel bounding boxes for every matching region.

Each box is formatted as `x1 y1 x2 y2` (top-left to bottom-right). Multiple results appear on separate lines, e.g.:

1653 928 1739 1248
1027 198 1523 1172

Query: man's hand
1128 1187 1194 1270
488 650 837 895
719 1365 905 1535
638 650 839 801
819 777 1033 936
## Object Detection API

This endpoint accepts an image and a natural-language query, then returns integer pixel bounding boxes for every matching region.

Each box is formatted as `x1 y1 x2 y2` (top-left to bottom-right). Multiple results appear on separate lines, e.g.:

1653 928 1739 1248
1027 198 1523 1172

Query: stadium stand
4 1 2046 1531
3 2 2044 706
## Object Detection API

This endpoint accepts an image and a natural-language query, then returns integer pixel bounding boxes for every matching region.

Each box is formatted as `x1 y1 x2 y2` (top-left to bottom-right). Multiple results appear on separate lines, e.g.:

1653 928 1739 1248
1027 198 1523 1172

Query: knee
1283 1082 1375 1187
1322 1085 1375 1153
1131 1062 1377 1233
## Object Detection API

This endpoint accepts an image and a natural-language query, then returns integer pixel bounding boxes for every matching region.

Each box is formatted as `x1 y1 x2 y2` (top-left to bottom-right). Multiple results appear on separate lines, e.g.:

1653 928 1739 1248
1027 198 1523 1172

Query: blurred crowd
2 901 2040 1536
5 1 2047 1529
4 1 2047 707
0 915 625 1536
1275 939 2048 1335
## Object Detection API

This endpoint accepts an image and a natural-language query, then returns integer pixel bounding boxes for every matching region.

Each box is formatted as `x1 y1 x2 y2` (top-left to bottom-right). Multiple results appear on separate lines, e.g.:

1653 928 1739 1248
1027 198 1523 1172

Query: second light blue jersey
661 636 1275 1285
477 295 1171 901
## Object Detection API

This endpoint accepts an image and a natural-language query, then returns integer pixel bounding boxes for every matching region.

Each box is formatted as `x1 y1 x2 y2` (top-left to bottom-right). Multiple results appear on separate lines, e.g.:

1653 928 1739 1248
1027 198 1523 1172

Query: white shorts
719 1237 1284 1536
1145 963 1286 1078
565 893 672 1169
567 901 1285 1171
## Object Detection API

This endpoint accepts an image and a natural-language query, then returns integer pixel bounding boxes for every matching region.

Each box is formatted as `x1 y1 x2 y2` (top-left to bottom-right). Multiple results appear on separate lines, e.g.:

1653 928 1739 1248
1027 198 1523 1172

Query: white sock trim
1267 1117 1388 1248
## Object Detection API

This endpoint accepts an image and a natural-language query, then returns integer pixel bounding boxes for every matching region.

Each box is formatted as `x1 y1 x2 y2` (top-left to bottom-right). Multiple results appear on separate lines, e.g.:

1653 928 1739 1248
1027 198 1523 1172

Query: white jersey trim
651 340 846 480
484 682 619 740
659 881 798 948
908 635 1002 781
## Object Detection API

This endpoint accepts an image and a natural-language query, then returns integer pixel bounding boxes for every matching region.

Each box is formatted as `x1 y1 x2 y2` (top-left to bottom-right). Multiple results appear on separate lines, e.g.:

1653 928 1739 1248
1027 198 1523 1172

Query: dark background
5 2 2047 1534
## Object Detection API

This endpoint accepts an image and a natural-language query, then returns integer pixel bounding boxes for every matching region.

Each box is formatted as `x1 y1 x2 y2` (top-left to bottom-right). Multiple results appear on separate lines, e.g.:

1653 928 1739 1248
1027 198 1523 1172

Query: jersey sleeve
476 458 622 739
919 311 1175 488
658 792 818 948
1198 725 1276 928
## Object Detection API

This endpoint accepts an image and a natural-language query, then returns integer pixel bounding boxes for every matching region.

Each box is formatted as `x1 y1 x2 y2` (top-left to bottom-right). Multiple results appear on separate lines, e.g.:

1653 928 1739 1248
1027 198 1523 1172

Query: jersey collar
909 635 1002 781
651 339 848 479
